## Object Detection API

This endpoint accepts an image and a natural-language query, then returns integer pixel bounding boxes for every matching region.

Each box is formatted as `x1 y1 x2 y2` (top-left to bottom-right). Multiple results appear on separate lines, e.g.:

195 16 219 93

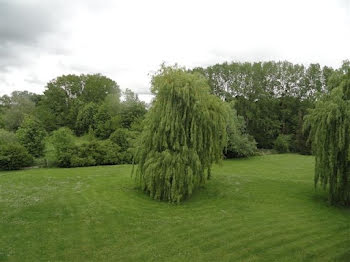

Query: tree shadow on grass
311 189 350 212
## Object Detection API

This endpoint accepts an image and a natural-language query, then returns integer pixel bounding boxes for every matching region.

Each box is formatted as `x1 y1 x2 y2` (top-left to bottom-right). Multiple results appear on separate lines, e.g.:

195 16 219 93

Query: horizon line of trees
0 60 349 171
0 73 148 169
192 60 349 153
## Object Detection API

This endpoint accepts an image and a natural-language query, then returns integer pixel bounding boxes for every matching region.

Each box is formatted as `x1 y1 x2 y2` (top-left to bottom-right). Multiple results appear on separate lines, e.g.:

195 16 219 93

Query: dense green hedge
0 143 33 170
0 129 34 170
46 127 134 168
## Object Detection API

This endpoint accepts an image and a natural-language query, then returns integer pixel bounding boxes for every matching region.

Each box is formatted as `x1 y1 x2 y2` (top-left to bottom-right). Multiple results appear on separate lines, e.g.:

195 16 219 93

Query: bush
109 128 129 150
48 127 76 167
76 141 104 166
109 128 136 163
48 129 125 167
0 143 33 170
50 127 75 151
0 128 33 170
274 134 292 153
70 154 96 167
16 116 47 157
74 140 123 166
226 134 257 158
47 127 134 168
97 140 122 165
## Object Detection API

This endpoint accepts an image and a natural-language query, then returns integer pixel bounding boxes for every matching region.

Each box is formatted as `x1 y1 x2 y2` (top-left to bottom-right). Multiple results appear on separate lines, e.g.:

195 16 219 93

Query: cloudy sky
0 0 349 102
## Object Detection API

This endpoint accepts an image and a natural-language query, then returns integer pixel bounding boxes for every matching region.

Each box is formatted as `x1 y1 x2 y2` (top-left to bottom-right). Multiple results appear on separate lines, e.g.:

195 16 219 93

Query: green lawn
0 154 349 261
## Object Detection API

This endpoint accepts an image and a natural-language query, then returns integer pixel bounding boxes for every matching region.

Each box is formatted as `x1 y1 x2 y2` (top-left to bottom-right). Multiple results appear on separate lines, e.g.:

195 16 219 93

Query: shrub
98 140 122 165
0 128 33 170
16 116 47 157
48 127 76 167
226 134 257 158
50 127 75 151
76 140 122 166
47 127 132 168
109 128 136 164
274 134 292 153
70 154 96 167
55 147 77 167
109 128 129 150
48 132 125 167
0 143 33 170
76 141 104 165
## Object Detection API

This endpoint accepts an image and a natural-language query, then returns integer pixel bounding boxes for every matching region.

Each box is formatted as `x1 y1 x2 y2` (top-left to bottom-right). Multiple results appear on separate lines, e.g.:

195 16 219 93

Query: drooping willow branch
133 66 228 203
305 71 350 206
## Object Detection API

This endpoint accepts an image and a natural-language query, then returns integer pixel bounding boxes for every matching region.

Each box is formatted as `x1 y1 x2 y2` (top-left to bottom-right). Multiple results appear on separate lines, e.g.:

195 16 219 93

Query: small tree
273 134 292 153
49 127 76 167
305 68 350 205
134 66 227 203
16 116 47 157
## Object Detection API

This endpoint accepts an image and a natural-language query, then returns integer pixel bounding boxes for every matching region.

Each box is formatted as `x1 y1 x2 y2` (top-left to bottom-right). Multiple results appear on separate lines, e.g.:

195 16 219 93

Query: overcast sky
0 0 349 102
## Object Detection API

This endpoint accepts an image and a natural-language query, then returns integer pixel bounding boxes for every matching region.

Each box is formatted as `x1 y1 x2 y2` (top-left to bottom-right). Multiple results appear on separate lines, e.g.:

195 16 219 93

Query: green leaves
0 143 33 170
16 116 47 157
305 68 350 206
75 102 98 135
134 66 228 203
37 74 120 132
192 61 335 151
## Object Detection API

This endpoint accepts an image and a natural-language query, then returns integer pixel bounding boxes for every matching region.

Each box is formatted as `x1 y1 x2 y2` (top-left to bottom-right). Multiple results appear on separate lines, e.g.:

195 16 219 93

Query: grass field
0 154 349 261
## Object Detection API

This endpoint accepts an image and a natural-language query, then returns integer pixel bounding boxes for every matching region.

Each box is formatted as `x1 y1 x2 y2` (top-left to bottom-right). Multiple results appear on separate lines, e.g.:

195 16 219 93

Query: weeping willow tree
304 69 350 206
134 66 228 203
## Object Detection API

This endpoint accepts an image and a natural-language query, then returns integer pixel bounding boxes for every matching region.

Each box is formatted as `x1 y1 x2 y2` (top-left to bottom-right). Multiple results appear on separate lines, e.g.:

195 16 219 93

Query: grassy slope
0 154 349 262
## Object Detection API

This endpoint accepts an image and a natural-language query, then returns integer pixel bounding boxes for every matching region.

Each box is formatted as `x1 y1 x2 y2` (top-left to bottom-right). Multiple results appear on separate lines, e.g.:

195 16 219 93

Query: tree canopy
36 74 120 131
192 61 332 151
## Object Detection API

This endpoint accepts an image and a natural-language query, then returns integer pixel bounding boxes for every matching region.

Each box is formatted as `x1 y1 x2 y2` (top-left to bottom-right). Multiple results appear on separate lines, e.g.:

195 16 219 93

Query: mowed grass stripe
230 224 346 261
0 154 349 261
265 231 350 261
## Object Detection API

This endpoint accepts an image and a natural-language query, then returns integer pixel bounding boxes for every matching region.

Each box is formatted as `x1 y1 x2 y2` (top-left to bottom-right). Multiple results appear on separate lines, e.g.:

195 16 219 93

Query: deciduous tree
134 66 227 203
16 116 47 157
305 64 350 205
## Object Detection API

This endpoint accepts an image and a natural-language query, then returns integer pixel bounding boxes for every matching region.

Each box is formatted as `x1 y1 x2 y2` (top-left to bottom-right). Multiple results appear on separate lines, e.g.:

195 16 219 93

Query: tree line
0 74 147 169
0 69 256 170
192 61 341 153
